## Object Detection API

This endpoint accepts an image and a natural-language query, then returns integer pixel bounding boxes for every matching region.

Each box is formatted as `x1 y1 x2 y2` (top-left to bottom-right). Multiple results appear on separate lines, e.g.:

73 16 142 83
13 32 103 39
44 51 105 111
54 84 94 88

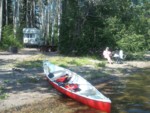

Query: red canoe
43 61 111 113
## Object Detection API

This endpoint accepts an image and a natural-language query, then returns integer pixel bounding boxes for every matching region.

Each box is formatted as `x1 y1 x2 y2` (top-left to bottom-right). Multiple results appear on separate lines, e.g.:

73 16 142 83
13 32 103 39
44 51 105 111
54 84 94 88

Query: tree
5 0 8 25
0 0 3 41
59 0 150 55
0 0 149 54
13 0 20 38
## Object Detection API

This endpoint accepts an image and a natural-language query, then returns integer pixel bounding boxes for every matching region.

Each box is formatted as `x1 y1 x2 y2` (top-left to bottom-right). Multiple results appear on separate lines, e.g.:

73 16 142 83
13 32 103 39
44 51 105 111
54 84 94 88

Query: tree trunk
51 0 57 46
26 0 29 27
57 0 62 44
26 0 34 27
46 0 50 45
5 0 8 25
0 0 3 41
13 0 20 38
32 0 36 27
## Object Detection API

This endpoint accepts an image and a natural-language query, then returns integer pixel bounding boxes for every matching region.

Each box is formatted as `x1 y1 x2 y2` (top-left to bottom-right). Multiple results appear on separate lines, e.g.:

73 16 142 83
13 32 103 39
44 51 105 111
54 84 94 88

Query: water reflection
106 69 150 113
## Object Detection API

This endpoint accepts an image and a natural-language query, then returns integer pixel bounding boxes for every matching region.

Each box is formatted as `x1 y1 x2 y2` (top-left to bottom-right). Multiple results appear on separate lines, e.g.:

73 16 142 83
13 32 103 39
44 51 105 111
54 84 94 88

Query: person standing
103 47 113 64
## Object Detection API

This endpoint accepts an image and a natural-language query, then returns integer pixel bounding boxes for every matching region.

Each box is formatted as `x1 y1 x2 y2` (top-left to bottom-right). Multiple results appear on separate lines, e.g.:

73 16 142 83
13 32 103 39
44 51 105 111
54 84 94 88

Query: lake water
109 68 150 113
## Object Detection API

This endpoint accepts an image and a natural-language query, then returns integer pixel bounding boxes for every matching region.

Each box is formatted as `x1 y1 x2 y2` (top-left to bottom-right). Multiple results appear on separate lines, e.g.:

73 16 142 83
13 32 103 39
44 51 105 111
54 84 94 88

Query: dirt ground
0 48 55 111
0 48 150 112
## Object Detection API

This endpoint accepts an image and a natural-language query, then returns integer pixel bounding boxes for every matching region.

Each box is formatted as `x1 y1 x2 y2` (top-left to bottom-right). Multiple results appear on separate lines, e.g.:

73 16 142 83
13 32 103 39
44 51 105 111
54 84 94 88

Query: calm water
108 69 150 113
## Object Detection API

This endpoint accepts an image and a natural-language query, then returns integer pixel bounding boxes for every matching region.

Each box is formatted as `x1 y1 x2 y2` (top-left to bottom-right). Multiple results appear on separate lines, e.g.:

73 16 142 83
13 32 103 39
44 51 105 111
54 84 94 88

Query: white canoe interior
43 61 111 103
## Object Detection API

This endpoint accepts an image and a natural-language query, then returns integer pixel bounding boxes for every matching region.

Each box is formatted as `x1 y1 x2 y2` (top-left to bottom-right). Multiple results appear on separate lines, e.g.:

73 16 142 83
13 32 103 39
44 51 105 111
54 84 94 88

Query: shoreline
0 48 150 112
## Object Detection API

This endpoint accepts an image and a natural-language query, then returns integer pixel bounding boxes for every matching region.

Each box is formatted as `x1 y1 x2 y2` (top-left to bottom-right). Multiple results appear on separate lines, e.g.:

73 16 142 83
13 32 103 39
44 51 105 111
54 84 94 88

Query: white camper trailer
23 28 44 47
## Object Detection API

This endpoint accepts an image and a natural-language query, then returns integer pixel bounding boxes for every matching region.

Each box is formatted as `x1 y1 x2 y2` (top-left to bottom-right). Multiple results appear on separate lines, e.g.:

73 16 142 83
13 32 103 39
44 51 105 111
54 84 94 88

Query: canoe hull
46 77 111 113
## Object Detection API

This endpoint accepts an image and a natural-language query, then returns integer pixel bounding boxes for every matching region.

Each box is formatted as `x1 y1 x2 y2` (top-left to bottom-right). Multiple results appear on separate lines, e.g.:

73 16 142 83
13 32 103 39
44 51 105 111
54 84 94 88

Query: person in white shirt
103 47 113 64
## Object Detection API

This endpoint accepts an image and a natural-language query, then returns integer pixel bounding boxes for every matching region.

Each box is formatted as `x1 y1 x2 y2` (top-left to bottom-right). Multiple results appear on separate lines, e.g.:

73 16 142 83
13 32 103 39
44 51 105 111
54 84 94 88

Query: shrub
126 52 145 60
0 25 23 50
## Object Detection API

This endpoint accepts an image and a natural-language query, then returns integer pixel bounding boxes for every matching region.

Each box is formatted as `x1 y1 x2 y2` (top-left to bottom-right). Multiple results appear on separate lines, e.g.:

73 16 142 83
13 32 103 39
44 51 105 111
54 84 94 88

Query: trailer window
24 34 35 38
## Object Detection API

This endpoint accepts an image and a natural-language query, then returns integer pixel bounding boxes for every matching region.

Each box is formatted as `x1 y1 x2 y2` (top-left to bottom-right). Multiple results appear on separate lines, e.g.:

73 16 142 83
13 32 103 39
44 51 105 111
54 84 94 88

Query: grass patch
0 86 8 100
96 61 106 68
15 55 98 69
48 56 95 67
15 55 109 81
15 60 42 68
0 93 8 100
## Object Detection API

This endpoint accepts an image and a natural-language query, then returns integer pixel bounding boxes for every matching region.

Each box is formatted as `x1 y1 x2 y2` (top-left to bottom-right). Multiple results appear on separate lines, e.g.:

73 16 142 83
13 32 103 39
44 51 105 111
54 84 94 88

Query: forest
0 0 149 58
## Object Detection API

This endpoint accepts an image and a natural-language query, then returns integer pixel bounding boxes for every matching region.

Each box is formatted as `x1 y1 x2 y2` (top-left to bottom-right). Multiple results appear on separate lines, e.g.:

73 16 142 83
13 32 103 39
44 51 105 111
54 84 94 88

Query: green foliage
47 56 93 67
126 52 145 60
16 60 42 68
16 23 25 43
1 0 149 57
59 0 150 56
0 25 23 50
117 33 147 52
97 62 106 68
0 86 8 100
102 16 125 48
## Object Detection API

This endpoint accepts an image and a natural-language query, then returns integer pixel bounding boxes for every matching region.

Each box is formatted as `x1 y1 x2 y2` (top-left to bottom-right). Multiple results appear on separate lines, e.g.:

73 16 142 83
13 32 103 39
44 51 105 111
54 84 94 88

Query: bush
117 33 147 52
0 25 22 50
126 52 145 60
